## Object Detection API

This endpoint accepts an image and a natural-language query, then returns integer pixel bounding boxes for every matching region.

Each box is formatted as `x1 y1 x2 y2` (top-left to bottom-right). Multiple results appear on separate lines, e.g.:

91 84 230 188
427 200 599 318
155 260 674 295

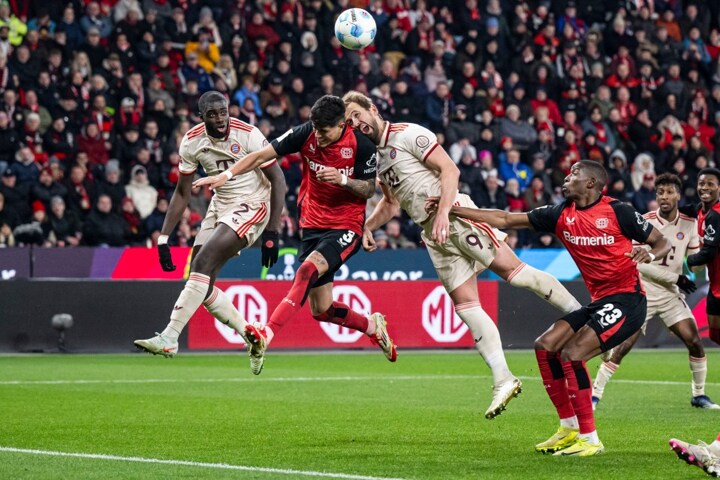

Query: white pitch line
0 374 717 387
0 447 409 480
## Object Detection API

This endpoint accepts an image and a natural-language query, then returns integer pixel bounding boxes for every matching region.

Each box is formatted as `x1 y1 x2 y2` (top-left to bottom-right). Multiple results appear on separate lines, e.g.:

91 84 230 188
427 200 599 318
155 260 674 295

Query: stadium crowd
0 0 719 250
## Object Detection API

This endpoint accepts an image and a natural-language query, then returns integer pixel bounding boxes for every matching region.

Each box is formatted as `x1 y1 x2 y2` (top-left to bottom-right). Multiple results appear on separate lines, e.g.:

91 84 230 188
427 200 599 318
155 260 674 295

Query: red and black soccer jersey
696 201 720 297
528 196 654 301
271 122 377 235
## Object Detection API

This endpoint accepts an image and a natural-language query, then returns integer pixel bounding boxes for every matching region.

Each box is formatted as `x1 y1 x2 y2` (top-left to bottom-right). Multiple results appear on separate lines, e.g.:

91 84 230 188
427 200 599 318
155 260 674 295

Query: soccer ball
334 8 377 50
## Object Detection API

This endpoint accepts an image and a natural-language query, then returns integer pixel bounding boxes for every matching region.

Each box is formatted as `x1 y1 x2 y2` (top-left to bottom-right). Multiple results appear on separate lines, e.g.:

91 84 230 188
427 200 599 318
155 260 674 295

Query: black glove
676 274 697 294
261 230 279 268
158 243 176 272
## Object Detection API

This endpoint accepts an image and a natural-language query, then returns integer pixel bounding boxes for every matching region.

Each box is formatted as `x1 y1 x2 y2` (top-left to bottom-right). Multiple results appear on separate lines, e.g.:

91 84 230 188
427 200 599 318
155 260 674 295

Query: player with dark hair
343 91 584 418
428 160 670 456
592 173 718 410
194 95 397 374
687 167 720 349
134 91 286 361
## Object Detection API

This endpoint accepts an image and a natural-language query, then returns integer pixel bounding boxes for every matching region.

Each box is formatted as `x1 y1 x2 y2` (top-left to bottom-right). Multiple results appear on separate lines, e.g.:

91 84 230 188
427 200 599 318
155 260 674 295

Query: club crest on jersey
341 147 354 159
230 143 241 154
416 136 430 149
677 232 684 240
595 218 608 229
389 148 397 159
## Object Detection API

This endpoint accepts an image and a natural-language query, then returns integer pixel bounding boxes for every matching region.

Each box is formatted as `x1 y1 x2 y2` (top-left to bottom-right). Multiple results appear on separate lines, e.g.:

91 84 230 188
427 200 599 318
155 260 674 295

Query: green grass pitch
0 350 718 479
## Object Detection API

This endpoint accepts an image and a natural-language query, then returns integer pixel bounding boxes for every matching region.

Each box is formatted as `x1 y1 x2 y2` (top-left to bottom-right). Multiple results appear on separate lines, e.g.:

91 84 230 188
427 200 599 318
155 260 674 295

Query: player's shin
563 360 598 442
535 349 576 425
312 301 369 332
203 286 248 336
690 356 708 397
592 361 618 400
162 273 211 340
266 262 318 334
456 303 513 384
508 264 582 314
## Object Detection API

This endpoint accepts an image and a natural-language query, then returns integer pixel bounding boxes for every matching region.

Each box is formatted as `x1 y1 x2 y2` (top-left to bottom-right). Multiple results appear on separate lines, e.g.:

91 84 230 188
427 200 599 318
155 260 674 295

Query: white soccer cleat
134 333 178 358
369 312 397 362
244 322 268 375
670 438 720 477
485 377 522 419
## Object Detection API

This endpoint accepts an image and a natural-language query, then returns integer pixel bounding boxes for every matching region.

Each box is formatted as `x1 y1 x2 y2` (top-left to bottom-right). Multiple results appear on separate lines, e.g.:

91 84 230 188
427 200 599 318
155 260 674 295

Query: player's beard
206 120 229 139
358 118 382 144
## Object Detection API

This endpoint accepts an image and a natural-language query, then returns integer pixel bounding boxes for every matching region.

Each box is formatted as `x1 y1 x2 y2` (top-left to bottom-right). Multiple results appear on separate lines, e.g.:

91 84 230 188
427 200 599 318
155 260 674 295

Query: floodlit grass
0 350 717 479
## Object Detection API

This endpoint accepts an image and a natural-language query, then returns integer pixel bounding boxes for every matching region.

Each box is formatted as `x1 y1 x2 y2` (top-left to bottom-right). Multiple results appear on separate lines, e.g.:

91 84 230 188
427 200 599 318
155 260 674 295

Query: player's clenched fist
625 246 654 263
316 167 342 184
362 228 376 252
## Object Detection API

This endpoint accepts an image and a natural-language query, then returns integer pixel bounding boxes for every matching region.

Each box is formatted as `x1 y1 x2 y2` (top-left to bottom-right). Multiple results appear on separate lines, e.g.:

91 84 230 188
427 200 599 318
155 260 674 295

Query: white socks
560 416 579 430
579 431 600 444
507 264 582 314
162 273 211 341
203 286 247 336
455 302 513 385
592 361 618 400
690 355 707 397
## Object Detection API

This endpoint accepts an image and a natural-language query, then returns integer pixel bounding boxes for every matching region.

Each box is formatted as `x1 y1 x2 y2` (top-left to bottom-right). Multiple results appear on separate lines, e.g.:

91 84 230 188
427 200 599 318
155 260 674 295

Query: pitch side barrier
0 280 712 353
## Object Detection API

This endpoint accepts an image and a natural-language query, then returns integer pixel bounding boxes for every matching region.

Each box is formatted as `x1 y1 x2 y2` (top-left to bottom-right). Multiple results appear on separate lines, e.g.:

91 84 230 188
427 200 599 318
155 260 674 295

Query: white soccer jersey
637 209 700 301
376 122 445 224
178 118 275 204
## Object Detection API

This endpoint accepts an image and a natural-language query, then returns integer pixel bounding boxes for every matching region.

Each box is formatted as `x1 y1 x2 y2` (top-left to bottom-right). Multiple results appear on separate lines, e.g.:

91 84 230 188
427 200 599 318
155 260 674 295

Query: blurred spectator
42 196 81 247
124 164 157 219
500 105 537 150
83 194 128 246
0 168 30 221
632 173 657 214
385 217 416 249
65 163 94 217
477 174 508 210
32 167 67 209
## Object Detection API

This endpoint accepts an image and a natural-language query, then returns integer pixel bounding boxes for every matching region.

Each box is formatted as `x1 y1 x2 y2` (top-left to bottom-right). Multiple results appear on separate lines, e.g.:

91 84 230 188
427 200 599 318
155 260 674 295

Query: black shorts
707 290 720 316
562 292 647 352
298 228 362 287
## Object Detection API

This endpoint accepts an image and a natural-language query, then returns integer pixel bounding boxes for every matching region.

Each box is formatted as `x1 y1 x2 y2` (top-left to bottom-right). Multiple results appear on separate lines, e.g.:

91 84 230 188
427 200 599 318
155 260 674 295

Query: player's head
562 160 607 200
342 90 382 144
198 91 229 139
697 167 720 206
654 173 682 215
310 95 346 148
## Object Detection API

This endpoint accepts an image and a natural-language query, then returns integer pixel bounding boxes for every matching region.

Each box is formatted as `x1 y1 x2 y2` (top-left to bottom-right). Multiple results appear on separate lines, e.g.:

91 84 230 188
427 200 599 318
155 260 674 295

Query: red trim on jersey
461 217 501 248
235 203 267 238
230 119 253 132
187 123 204 134
187 127 206 140
259 159 277 169
179 169 197 175
188 273 210 284
506 263 526 283
421 143 439 161
203 287 219 306
388 124 408 132
339 237 360 260
381 123 392 148
599 315 627 343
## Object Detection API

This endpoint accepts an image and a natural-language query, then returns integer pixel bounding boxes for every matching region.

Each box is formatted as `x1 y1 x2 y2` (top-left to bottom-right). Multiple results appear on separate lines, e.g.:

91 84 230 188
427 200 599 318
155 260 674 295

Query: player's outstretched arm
424 146 460 244
157 173 193 271
259 161 287 268
426 197 532 230
192 143 280 190
363 183 400 252
627 228 671 264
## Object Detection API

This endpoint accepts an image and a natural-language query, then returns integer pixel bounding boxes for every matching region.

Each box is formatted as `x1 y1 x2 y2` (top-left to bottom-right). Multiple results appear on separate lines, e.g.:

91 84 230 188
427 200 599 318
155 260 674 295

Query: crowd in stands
0 0 720 250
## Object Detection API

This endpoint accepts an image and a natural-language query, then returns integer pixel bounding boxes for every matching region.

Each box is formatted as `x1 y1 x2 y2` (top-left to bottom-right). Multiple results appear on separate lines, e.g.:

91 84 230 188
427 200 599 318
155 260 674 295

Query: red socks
313 301 369 333
535 350 575 420
267 262 318 333
562 360 595 434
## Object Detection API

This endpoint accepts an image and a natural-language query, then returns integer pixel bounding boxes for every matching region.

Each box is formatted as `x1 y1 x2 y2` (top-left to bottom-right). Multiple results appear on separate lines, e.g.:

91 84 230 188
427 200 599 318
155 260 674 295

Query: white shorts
195 197 269 248
422 194 508 293
641 294 694 334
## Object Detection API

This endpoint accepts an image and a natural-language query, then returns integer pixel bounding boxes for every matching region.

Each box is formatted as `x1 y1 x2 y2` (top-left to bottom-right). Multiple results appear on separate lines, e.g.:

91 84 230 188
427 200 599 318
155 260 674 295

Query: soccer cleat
244 322 268 375
553 438 605 457
591 395 600 411
535 426 579 453
670 438 720 477
369 313 397 362
484 377 522 419
692 395 720 409
134 333 178 358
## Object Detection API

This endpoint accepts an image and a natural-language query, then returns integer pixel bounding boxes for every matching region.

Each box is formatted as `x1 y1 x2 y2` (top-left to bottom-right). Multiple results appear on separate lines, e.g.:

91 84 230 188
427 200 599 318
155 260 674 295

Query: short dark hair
655 172 682 193
198 91 227 114
578 159 608 190
309 95 345 129
698 167 720 183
